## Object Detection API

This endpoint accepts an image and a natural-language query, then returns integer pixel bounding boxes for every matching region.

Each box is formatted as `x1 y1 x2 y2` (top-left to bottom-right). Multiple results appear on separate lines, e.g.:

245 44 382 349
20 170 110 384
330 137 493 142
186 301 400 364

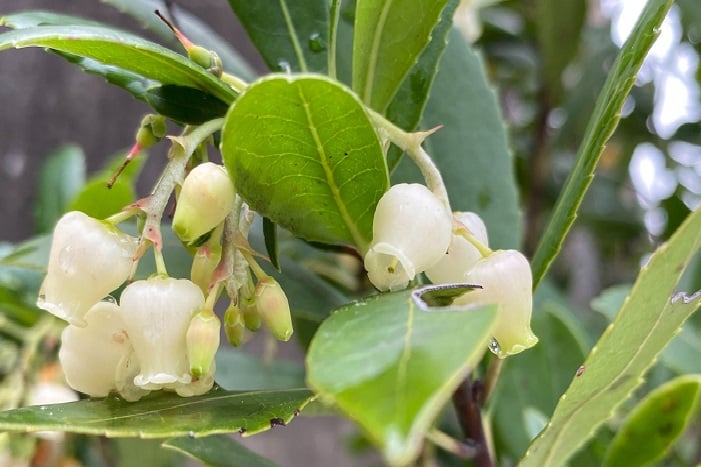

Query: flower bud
190 241 222 293
135 114 167 150
172 163 235 244
255 277 293 341
186 311 220 378
224 303 246 347
120 277 204 390
38 211 138 326
59 301 148 401
425 212 489 285
364 183 452 291
454 250 538 358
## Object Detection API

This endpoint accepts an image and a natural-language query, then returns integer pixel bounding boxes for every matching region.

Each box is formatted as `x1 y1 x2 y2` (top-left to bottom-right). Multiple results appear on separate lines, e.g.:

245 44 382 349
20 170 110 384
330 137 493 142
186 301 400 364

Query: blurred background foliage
0 0 699 465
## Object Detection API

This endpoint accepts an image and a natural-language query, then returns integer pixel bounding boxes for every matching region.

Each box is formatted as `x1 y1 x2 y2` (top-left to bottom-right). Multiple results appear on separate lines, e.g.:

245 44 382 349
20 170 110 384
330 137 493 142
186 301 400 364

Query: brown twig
452 376 493 467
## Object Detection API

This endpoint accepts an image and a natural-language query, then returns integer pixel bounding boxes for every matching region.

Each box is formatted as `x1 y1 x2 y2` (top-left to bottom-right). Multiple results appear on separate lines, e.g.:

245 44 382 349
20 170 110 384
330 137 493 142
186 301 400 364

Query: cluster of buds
39 156 294 400
363 184 537 358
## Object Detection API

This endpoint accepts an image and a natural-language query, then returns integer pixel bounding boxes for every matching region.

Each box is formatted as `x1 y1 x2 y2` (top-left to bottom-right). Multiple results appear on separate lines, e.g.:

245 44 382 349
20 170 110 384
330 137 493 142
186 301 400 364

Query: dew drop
488 338 501 355
308 33 326 52
277 60 291 73
39 405 47 411
102 295 117 304
188 431 195 438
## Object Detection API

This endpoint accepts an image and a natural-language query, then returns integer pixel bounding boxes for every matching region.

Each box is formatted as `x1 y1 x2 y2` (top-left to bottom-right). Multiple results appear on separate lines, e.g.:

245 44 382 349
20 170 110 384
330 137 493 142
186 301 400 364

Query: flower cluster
363 184 537 358
39 158 293 400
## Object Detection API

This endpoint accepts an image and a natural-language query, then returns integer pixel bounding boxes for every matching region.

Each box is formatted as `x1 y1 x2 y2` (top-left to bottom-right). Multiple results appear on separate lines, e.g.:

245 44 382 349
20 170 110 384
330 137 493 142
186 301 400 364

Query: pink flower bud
172 163 235 243
38 211 138 326
364 184 452 291
255 277 293 341
425 212 489 284
454 250 538 358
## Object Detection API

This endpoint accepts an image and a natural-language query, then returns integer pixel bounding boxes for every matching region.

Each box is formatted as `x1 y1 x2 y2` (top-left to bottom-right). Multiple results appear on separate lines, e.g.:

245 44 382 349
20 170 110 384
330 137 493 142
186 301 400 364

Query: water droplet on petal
488 338 501 355
102 295 117 304
308 33 325 52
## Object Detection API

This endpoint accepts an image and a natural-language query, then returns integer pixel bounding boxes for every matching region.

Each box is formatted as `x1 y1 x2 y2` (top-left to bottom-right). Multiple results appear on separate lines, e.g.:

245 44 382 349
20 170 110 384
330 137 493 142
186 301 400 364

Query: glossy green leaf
395 29 520 249
215 349 305 391
0 11 110 29
227 0 329 73
0 388 313 438
535 0 586 103
353 0 449 112
491 301 588 462
33 144 86 234
69 151 145 219
262 218 280 271
164 435 279 467
385 0 458 170
520 207 701 467
603 375 701 467
145 85 229 125
221 75 388 251
0 26 236 104
306 290 497 466
98 0 255 79
530 0 674 287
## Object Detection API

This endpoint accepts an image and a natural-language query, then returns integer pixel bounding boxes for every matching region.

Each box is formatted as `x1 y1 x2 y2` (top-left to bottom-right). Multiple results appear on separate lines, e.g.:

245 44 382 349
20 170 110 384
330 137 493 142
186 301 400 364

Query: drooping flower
38 211 138 326
120 277 208 394
364 183 452 291
453 249 538 358
59 300 148 401
172 162 235 244
425 211 489 285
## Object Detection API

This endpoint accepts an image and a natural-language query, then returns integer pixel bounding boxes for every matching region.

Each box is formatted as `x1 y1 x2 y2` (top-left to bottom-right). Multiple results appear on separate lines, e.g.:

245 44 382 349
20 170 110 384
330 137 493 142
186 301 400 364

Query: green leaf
0 26 236 104
221 75 388 251
519 207 701 467
227 0 329 73
603 375 701 467
306 290 497 466
215 349 305 391
352 0 450 112
385 0 458 169
33 144 86 234
145 85 230 125
530 0 674 287
262 218 280 271
68 151 145 219
164 435 279 467
98 0 256 80
395 30 521 249
0 389 313 438
535 0 586 103
0 11 111 29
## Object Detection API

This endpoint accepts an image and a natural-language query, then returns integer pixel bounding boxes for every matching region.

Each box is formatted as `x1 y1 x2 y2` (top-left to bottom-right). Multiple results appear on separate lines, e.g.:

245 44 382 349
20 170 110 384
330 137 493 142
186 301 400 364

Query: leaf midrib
362 0 395 105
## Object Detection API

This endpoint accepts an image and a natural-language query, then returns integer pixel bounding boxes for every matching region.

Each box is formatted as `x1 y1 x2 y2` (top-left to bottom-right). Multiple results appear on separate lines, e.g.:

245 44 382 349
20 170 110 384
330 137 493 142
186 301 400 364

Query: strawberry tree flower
120 276 211 395
254 276 293 341
364 183 452 291
37 211 138 326
425 211 489 285
172 162 235 244
59 301 148 401
454 249 538 358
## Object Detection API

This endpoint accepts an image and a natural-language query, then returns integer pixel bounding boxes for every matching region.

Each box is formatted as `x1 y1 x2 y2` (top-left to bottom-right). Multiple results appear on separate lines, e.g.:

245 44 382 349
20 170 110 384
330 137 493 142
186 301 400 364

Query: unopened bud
254 277 293 342
191 241 222 293
223 303 246 347
135 114 167 150
172 163 235 244
241 295 261 331
186 310 221 378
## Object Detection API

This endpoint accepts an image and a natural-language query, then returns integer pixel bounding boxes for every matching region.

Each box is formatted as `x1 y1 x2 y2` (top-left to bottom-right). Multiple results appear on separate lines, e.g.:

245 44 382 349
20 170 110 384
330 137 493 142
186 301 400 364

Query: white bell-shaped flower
172 162 235 243
364 183 452 291
425 211 489 284
38 211 138 326
120 277 205 391
454 249 538 358
59 301 148 401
